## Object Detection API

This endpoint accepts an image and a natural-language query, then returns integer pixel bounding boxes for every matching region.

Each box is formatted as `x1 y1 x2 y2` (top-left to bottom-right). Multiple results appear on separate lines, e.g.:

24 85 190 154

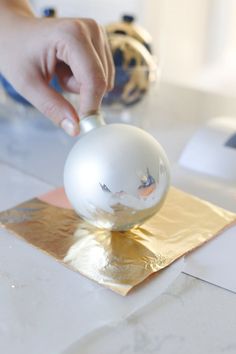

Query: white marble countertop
0 82 236 354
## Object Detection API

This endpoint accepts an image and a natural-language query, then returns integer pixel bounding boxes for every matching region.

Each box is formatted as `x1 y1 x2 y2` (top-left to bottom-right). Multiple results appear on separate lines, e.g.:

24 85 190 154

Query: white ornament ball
64 121 170 231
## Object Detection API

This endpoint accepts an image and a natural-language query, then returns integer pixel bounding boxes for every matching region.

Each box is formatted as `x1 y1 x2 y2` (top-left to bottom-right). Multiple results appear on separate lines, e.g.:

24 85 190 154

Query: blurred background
31 0 236 96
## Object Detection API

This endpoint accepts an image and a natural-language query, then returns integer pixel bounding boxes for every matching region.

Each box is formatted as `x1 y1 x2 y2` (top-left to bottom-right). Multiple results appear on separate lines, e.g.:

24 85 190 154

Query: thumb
19 76 80 136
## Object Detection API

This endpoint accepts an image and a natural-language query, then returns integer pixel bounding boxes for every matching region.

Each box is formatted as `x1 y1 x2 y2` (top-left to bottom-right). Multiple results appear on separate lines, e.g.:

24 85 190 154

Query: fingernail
61 118 79 136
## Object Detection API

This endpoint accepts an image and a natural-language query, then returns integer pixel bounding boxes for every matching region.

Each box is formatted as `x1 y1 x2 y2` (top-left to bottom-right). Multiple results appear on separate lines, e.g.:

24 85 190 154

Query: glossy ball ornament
103 35 156 107
106 14 153 53
64 115 170 231
103 15 156 107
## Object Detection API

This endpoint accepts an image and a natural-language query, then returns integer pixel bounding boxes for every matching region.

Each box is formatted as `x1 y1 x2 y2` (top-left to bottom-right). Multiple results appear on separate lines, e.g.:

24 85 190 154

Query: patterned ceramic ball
106 14 153 53
103 34 156 106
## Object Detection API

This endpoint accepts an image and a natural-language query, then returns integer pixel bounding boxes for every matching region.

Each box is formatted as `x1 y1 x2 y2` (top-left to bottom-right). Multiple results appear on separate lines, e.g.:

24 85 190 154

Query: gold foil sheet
0 187 235 296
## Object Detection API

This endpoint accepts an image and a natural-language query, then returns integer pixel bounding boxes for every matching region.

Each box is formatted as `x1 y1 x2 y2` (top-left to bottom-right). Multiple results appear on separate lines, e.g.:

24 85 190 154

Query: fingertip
107 81 114 92
60 117 80 136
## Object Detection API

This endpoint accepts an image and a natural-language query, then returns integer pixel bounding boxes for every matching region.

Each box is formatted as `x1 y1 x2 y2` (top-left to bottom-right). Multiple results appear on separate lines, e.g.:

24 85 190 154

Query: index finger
65 37 107 117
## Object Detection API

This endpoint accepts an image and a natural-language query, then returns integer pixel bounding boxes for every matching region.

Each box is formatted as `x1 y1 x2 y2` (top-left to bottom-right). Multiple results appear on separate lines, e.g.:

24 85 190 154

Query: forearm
0 0 35 52
0 0 34 34
0 0 33 16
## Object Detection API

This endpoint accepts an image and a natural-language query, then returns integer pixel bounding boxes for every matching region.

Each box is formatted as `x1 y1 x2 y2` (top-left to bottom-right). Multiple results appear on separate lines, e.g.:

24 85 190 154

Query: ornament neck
79 113 106 135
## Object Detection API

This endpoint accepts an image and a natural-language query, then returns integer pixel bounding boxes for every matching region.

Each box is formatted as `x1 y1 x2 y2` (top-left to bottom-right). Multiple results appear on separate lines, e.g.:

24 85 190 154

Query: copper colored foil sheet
0 187 235 295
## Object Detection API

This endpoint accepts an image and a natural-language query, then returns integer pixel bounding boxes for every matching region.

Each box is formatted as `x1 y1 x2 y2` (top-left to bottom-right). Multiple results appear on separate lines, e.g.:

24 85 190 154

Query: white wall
31 0 144 25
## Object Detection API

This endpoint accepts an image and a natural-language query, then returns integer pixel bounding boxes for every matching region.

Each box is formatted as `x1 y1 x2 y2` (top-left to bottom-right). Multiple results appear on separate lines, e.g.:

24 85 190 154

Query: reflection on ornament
100 183 112 193
138 168 157 198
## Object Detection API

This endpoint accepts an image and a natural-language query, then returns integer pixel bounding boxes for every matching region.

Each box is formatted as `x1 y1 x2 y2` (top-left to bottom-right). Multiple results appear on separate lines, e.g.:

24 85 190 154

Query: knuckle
41 100 59 119
57 19 85 39
107 81 114 92
94 74 107 91
86 73 107 95
85 18 100 33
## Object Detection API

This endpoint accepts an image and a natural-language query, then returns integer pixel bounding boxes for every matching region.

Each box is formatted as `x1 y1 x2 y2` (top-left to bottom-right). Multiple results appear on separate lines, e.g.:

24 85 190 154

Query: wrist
0 0 33 16
0 0 34 28
0 1 34 41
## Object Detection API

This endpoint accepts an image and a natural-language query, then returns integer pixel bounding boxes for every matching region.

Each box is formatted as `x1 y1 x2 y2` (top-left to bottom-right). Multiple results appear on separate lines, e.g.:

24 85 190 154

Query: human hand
0 6 114 136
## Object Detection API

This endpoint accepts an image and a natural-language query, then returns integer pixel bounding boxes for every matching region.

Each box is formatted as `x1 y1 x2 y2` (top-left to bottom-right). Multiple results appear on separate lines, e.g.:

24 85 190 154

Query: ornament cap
79 113 106 135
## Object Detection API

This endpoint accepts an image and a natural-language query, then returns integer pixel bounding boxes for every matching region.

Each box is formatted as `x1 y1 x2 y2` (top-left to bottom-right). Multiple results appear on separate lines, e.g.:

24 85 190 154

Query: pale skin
0 0 115 136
